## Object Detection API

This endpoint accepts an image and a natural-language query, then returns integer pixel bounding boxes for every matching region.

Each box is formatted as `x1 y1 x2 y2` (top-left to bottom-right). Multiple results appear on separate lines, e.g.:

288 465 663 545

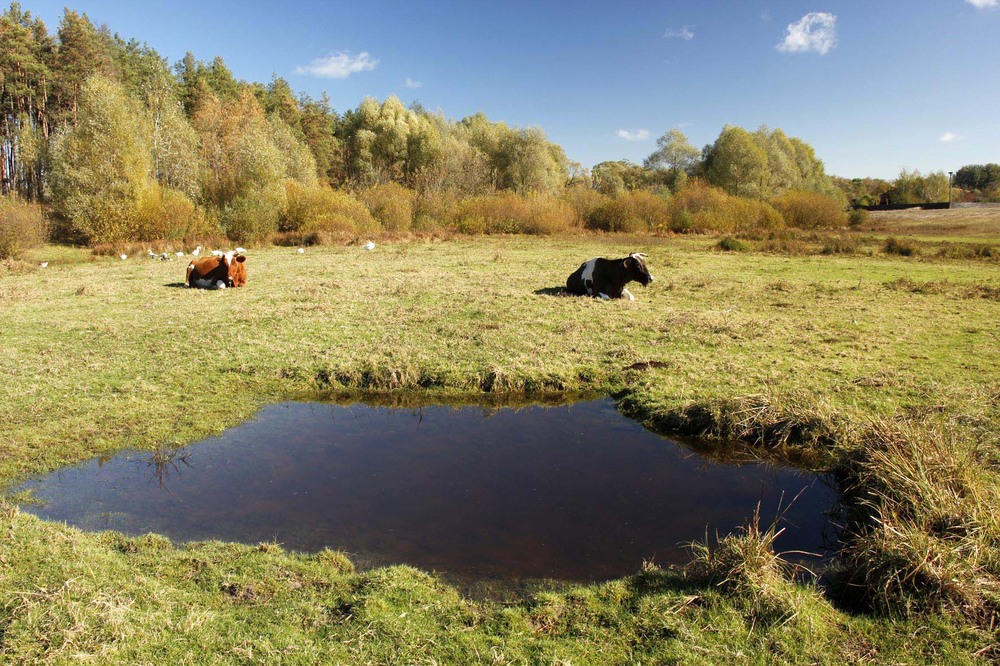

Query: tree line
3 2 989 252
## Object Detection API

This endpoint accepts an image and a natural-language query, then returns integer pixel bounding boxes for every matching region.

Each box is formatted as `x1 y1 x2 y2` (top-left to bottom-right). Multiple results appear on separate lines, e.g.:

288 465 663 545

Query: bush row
37 180 851 248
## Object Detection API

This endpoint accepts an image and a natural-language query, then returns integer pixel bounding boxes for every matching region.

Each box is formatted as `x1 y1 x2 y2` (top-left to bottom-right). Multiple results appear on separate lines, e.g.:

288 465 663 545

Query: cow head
226 252 247 287
624 253 653 286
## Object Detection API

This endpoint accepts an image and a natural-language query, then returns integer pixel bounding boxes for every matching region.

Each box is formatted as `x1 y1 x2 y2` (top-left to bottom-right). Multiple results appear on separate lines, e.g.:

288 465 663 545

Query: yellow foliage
455 193 574 235
135 185 201 241
668 181 784 235
770 191 847 229
586 191 670 233
359 182 416 232
0 196 47 259
282 181 376 235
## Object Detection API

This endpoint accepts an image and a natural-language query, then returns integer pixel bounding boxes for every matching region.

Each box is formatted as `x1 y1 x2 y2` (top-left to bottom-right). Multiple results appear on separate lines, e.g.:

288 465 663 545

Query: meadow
1 211 998 663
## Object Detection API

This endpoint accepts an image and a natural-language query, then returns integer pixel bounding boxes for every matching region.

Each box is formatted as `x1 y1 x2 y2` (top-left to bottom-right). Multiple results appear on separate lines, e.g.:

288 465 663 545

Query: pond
12 398 836 582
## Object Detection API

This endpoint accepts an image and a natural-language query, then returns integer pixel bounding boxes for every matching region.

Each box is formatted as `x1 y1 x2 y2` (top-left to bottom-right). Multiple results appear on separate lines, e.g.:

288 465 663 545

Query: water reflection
12 399 836 582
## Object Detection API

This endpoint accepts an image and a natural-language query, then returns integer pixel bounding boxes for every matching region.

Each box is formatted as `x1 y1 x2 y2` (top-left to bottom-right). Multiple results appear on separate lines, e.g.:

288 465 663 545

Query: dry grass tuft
836 418 1000 625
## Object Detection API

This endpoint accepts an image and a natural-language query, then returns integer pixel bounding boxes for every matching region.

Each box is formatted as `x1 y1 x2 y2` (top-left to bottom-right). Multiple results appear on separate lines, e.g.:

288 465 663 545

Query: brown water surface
14 399 835 582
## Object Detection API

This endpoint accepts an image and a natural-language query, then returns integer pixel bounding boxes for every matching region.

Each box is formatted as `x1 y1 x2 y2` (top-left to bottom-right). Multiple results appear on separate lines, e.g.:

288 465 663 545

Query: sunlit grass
1 232 999 661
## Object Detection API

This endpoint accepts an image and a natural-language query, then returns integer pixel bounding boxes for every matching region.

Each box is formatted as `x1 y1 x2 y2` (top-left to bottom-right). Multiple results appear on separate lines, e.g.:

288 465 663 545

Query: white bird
297 247 305 254
192 246 202 257
211 250 224 257
235 247 247 254
362 241 376 251
39 261 48 268
120 254 128 260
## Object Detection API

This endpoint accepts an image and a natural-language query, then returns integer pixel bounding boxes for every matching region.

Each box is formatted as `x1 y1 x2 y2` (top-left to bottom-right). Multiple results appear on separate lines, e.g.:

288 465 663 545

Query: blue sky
21 0 1000 179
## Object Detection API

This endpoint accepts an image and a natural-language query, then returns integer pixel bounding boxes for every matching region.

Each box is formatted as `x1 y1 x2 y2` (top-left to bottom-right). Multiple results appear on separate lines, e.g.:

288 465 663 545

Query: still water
14 399 835 581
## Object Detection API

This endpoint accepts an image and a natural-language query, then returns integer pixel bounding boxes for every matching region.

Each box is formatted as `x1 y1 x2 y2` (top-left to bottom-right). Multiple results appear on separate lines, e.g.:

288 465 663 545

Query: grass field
1 217 999 662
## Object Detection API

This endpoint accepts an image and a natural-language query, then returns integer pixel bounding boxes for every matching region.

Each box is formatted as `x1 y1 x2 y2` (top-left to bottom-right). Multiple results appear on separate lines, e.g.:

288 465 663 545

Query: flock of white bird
38 240 376 268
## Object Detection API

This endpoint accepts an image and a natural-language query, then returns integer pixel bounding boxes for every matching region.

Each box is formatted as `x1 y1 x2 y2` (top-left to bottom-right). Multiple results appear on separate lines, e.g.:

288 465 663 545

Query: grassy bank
2 229 999 662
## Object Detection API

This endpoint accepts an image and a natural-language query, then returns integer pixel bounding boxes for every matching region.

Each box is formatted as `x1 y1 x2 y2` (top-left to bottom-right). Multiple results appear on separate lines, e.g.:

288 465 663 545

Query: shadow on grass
534 286 569 297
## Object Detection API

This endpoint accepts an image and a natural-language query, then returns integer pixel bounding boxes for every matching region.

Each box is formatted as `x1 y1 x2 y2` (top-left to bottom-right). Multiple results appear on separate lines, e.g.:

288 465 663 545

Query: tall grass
688 504 803 624
836 419 1000 625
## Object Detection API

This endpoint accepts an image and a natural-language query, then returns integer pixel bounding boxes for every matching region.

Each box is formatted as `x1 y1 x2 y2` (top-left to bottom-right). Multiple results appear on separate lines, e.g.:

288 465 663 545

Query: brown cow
186 251 247 289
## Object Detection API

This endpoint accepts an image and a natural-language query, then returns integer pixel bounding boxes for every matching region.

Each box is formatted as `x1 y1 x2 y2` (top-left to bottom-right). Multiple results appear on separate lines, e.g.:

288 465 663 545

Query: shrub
883 236 919 257
848 208 869 227
135 185 200 241
359 182 416 232
667 180 729 232
666 181 783 236
821 235 860 255
281 181 376 236
716 235 751 252
770 191 847 229
413 190 459 232
0 197 47 259
561 186 606 227
937 243 995 260
454 193 574 235
221 184 287 244
586 191 670 233
700 197 784 238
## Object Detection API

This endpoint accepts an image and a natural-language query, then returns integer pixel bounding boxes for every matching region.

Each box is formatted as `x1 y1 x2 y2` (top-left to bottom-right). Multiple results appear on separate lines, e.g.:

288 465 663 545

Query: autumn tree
703 125 769 198
47 74 152 244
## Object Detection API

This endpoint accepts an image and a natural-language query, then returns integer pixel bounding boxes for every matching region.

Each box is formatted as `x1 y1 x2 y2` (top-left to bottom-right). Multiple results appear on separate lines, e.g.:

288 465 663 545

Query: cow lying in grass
565 253 653 301
186 251 247 289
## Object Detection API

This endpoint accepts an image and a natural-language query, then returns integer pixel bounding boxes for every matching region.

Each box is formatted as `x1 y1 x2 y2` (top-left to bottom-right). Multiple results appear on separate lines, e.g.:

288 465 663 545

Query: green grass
2 234 999 662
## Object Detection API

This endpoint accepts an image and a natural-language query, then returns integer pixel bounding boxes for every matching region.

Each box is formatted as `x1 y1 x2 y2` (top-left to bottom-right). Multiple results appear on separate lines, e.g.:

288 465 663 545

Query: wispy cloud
940 131 964 143
403 77 422 89
616 129 650 141
966 0 998 8
664 25 694 40
295 51 378 79
776 12 837 55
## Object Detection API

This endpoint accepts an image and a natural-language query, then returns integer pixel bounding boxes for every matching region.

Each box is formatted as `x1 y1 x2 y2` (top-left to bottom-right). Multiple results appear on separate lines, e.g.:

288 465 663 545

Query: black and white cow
565 253 653 301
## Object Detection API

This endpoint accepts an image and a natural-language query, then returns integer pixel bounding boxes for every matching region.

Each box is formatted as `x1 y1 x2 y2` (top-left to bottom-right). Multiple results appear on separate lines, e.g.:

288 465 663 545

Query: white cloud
777 12 837 55
295 51 378 79
403 77 422 89
616 129 650 141
966 0 998 8
940 131 964 143
664 25 694 40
